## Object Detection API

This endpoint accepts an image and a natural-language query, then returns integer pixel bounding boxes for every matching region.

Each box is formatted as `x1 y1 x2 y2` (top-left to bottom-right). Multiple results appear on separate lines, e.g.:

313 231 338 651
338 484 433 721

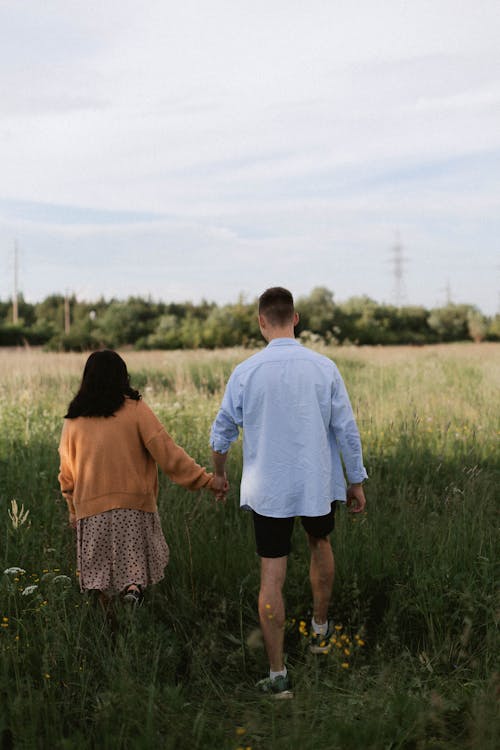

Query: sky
0 0 499 314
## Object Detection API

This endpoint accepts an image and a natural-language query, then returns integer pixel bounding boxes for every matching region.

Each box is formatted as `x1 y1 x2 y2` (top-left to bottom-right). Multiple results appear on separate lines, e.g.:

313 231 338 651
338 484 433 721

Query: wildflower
8 500 30 529
334 624 342 631
21 585 38 596
1 623 8 629
3 567 26 576
235 727 246 736
344 648 350 656
2 617 8 622
298 619 309 637
341 662 349 669
15 636 20 641
43 673 50 680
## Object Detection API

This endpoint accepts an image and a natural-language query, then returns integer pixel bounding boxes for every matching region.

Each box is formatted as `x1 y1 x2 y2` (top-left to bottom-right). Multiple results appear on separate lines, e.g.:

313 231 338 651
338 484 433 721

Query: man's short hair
258 287 295 326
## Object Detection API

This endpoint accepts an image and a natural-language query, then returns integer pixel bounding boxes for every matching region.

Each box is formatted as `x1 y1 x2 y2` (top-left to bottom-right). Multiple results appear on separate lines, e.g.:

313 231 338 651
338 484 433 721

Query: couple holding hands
58 287 366 698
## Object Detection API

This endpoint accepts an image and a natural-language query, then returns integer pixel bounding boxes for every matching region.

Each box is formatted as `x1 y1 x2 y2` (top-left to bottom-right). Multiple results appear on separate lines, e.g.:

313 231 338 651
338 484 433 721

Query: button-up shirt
210 338 367 518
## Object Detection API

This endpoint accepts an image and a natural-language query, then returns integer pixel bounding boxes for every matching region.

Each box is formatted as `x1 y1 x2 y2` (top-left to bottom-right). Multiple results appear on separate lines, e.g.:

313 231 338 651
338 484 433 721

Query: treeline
0 287 498 350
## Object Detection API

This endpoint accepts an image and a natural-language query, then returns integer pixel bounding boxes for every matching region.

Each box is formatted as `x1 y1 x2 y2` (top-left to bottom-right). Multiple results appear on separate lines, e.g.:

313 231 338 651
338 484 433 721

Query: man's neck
266 327 296 342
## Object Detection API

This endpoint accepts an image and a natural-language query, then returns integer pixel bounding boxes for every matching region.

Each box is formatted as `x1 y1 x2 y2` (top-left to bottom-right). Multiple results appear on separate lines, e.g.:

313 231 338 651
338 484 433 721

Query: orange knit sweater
58 398 213 520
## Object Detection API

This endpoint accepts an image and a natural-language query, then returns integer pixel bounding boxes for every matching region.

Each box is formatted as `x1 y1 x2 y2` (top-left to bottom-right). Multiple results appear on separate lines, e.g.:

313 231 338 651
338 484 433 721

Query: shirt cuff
347 467 368 484
210 435 232 454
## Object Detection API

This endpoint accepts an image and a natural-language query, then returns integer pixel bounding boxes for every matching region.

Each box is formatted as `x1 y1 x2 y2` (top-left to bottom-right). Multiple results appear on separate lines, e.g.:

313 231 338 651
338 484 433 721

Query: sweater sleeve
138 401 213 490
58 422 76 514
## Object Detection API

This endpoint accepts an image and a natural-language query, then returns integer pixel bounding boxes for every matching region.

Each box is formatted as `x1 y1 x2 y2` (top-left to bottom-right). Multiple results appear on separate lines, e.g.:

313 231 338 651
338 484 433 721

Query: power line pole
13 241 19 324
390 231 407 306
445 279 452 305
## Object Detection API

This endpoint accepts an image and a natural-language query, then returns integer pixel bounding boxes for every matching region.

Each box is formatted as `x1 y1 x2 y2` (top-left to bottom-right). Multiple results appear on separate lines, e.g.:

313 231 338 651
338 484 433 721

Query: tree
467 309 487 343
427 304 471 342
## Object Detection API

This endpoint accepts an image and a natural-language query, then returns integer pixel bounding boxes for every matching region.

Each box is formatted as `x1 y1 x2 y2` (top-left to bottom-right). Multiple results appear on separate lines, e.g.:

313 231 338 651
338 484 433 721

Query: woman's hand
68 512 77 529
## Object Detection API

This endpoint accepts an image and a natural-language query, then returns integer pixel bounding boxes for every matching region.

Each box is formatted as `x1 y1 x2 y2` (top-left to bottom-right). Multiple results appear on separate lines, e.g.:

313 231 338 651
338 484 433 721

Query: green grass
0 344 499 749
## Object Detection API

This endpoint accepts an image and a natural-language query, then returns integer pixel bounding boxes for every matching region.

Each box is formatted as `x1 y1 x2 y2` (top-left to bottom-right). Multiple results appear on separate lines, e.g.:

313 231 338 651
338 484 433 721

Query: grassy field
0 344 498 750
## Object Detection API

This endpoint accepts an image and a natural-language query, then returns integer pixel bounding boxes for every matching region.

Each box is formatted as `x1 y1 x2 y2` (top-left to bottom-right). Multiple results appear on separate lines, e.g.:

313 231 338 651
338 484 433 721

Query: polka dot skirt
76 508 170 593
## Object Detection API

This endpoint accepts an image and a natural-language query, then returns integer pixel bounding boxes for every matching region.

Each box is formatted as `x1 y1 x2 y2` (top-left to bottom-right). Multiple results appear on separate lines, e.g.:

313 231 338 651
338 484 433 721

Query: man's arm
330 366 368 512
211 450 229 501
209 371 242 502
346 483 366 514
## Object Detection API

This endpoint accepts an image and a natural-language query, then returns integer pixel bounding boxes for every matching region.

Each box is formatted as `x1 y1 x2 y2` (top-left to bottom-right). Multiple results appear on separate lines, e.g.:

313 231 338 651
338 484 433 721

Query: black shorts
252 502 337 558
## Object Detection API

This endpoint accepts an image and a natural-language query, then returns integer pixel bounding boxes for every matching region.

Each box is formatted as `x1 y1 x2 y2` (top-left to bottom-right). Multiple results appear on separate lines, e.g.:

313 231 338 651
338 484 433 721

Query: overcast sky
1 0 499 313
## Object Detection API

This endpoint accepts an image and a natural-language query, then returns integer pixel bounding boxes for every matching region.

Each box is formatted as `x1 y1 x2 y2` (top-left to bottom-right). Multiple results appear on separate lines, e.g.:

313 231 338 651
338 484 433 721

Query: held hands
346 483 366 514
209 473 229 503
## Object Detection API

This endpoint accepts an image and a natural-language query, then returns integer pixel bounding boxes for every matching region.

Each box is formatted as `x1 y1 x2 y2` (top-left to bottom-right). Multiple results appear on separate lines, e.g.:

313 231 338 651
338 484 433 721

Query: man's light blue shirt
210 338 367 518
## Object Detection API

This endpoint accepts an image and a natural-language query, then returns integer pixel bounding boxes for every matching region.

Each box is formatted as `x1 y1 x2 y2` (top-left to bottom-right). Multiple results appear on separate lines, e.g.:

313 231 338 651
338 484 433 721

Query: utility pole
445 279 452 305
390 231 407 307
13 241 19 324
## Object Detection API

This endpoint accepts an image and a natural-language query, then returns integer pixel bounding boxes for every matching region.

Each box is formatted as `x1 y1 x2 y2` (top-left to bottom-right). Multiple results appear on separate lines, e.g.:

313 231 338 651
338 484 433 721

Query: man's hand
211 449 229 502
68 512 77 529
346 483 366 514
210 474 229 503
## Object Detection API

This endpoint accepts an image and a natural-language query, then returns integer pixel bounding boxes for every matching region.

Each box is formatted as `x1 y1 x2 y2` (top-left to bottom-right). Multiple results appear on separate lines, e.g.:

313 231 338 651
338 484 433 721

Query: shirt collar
266 337 301 347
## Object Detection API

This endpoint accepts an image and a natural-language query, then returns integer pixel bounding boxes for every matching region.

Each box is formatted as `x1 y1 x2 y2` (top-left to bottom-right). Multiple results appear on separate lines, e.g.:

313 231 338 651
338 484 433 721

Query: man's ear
258 313 267 330
293 311 299 326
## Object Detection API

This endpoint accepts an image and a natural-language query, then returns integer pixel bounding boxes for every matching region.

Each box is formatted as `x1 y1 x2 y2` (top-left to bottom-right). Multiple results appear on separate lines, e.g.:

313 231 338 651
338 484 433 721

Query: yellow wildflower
341 662 349 669
235 727 246 736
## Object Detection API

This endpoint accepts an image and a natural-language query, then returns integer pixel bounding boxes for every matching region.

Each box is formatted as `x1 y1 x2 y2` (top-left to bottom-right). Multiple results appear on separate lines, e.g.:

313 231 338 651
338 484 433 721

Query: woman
58 349 219 605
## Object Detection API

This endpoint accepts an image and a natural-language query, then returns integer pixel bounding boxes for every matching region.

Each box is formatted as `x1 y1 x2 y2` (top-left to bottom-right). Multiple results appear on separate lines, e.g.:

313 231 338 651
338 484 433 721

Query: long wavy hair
65 350 141 418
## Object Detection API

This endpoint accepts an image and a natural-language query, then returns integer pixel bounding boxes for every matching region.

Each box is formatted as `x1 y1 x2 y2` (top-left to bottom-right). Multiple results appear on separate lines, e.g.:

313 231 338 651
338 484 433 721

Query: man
210 287 367 698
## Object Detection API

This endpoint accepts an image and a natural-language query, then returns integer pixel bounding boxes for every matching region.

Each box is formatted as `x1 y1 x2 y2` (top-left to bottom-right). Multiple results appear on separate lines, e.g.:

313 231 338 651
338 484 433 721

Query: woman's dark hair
65 350 141 418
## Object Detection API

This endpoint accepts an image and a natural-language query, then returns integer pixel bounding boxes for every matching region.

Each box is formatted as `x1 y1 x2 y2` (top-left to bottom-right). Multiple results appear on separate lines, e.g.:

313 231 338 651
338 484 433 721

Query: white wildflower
21 585 39 596
8 500 30 529
3 566 26 576
3 567 26 576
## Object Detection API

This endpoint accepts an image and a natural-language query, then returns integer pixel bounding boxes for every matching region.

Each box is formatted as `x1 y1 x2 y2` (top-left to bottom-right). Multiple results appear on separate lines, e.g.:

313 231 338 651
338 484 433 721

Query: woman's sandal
123 584 144 606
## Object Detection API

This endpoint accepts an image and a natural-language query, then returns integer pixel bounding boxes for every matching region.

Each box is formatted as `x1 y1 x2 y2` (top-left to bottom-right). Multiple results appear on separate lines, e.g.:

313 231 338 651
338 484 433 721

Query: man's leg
259 555 288 671
307 534 334 626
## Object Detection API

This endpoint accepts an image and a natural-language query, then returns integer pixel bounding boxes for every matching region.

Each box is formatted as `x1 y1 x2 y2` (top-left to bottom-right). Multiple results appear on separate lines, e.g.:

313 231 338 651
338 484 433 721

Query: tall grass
0 344 498 749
